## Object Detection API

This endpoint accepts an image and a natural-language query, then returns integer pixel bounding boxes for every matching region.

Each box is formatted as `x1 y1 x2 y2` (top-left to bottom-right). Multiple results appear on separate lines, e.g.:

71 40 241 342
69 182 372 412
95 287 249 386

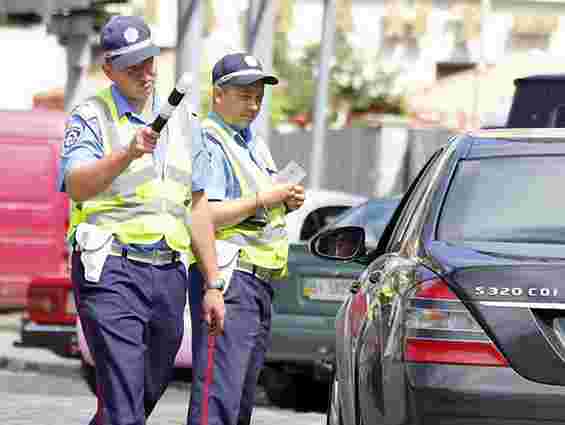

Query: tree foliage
272 28 317 125
272 27 406 128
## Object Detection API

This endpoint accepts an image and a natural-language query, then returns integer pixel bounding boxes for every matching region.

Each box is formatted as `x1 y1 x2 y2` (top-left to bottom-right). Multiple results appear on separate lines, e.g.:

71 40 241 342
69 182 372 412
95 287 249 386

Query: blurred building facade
289 0 565 130
4 0 565 128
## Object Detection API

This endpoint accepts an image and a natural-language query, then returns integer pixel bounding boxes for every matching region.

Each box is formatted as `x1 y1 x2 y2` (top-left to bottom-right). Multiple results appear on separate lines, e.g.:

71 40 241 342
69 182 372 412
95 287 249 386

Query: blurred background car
16 275 78 358
4 108 76 360
317 196 402 249
0 110 69 311
312 128 565 425
284 189 368 242
261 195 400 409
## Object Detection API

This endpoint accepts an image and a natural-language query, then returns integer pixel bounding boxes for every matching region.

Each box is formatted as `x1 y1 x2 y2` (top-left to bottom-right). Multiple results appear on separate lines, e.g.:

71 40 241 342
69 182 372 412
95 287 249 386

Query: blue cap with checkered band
100 15 160 71
212 53 279 87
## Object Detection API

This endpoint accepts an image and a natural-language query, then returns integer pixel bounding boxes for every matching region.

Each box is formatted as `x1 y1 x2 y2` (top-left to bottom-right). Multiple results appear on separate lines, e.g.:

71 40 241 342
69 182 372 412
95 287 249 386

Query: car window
331 200 400 247
438 155 565 244
300 205 351 241
386 151 444 252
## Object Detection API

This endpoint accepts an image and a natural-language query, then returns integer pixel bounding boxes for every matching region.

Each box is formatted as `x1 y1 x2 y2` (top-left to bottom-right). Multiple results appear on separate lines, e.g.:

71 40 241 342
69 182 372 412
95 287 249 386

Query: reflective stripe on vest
203 117 288 277
68 87 194 253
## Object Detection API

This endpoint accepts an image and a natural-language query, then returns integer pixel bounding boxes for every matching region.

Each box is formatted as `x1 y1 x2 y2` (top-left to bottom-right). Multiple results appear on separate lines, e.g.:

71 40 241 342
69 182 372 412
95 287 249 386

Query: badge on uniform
64 122 83 149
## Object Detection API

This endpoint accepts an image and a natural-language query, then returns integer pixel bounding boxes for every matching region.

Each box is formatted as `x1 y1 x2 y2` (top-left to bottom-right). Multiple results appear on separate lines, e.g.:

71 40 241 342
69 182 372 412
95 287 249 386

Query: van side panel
0 134 68 309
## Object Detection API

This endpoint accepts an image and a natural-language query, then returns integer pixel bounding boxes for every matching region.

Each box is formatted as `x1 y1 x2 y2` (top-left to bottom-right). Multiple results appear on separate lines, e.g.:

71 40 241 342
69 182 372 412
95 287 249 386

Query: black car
310 128 565 425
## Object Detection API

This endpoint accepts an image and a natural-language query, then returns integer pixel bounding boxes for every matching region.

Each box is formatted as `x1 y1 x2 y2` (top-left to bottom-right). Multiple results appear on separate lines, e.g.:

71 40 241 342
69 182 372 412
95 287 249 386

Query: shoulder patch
64 121 84 149
72 97 104 122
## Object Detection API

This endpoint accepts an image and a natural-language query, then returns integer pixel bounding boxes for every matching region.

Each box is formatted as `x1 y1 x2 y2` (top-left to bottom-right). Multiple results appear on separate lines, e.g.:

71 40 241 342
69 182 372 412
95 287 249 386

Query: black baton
150 72 193 133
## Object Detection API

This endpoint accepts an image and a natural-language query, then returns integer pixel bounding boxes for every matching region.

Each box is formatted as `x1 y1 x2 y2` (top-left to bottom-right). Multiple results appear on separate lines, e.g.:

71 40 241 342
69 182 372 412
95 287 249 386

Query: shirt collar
110 84 159 122
208 112 254 148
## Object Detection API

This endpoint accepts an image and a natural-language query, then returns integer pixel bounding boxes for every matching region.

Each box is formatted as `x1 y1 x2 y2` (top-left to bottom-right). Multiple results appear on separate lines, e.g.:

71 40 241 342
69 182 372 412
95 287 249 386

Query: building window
509 15 557 51
436 62 476 80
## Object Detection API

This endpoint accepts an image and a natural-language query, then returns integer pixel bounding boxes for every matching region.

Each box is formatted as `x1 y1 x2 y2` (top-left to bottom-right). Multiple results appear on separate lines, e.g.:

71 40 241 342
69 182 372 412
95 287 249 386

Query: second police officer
187 53 305 425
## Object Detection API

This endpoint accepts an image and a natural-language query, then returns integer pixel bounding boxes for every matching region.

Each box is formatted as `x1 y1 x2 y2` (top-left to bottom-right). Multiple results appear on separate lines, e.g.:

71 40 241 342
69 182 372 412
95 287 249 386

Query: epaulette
71 98 101 121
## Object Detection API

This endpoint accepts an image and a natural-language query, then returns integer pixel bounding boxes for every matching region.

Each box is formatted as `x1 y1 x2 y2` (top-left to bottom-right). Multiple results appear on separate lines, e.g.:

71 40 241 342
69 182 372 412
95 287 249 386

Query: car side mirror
309 226 366 261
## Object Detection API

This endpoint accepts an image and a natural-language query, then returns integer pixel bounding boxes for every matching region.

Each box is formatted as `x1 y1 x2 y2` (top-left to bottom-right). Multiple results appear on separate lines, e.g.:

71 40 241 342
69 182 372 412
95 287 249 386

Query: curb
0 325 21 333
0 328 83 380
0 313 23 333
0 354 82 379
0 324 20 332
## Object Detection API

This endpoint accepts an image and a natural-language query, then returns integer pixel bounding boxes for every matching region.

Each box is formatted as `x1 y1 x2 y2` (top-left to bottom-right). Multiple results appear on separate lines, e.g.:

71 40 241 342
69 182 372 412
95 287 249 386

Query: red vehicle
0 110 69 310
18 275 78 357
4 109 78 356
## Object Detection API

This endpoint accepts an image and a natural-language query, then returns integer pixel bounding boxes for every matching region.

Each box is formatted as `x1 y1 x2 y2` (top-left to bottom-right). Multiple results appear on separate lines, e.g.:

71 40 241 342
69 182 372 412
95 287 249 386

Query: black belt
110 245 180 265
74 243 180 266
236 259 280 282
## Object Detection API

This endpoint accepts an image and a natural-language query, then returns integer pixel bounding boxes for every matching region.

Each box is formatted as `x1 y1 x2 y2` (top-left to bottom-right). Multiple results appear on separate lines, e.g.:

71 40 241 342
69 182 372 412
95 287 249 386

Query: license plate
303 277 353 301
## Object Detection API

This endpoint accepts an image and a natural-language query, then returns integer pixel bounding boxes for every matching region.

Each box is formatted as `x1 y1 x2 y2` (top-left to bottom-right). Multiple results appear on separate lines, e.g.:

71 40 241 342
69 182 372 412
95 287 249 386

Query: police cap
100 15 160 71
212 53 279 87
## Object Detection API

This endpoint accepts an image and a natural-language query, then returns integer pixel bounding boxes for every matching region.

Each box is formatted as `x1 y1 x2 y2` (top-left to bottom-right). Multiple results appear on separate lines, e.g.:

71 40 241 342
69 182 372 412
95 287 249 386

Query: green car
262 192 400 408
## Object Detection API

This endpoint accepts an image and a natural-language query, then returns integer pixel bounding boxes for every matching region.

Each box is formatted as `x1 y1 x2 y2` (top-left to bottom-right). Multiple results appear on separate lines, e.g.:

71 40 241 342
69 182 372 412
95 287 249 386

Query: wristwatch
206 277 226 292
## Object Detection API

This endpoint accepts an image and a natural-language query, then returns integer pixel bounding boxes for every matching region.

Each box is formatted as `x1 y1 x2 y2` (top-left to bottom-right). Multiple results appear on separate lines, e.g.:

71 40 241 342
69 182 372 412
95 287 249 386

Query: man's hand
203 289 225 336
285 185 305 211
258 183 295 208
126 126 159 160
65 126 159 202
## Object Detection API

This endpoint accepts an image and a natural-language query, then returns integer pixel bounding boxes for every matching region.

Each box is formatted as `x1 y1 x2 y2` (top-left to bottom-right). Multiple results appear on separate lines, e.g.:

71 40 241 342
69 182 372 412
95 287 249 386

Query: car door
347 149 447 425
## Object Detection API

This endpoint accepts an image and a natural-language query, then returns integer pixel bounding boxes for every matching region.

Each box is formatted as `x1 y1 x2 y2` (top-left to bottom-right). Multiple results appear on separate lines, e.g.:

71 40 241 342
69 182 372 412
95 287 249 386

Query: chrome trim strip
406 336 491 343
23 322 75 332
479 301 565 309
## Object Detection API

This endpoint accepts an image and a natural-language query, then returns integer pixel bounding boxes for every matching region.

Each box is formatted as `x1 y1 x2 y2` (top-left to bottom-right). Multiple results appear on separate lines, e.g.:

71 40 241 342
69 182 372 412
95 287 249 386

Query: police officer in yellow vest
186 53 305 425
59 16 225 425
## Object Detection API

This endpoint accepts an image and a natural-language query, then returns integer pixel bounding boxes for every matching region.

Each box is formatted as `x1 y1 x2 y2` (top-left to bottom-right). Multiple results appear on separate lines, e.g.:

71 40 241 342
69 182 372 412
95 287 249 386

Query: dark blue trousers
187 266 273 425
72 251 187 425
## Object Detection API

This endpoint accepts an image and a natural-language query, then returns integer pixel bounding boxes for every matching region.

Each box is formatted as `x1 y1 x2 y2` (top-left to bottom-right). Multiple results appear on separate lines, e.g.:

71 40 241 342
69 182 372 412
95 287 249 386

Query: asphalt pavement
0 311 276 408
0 319 271 401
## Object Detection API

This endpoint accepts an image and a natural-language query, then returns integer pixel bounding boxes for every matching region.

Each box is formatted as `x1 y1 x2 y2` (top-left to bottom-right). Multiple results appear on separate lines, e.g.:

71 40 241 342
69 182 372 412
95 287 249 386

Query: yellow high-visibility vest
203 117 288 279
67 87 194 254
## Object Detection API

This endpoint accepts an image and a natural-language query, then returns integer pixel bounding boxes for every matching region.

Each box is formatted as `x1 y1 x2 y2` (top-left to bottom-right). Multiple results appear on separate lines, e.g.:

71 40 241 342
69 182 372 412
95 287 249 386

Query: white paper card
274 160 307 185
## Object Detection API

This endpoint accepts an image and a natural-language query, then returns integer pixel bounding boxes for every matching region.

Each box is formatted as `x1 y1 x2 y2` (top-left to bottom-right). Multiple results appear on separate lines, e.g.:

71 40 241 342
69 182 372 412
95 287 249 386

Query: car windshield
438 156 565 245
332 199 400 246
